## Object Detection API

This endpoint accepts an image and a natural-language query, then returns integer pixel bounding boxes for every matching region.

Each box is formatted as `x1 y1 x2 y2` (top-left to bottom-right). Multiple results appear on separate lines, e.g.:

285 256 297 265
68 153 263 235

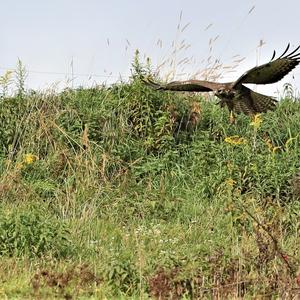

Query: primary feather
233 44 300 87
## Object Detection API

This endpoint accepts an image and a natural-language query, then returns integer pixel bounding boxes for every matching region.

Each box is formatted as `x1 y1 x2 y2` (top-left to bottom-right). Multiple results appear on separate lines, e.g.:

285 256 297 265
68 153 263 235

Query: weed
0 207 72 258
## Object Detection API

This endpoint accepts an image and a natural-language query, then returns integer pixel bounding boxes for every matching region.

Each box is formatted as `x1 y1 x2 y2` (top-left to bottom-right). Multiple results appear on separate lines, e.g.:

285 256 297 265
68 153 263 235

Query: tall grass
0 56 300 298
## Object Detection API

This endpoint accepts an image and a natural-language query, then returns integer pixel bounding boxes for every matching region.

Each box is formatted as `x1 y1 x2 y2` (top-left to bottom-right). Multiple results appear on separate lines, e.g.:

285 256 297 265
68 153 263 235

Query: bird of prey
142 44 300 116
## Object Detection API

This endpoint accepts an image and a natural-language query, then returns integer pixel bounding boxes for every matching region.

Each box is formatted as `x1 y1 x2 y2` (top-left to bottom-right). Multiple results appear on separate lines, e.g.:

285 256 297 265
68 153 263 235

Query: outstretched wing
233 85 277 115
142 77 221 92
233 44 300 87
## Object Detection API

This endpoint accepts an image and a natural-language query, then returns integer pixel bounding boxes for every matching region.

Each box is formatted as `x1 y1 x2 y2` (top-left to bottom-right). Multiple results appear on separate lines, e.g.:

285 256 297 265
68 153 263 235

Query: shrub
0 207 72 258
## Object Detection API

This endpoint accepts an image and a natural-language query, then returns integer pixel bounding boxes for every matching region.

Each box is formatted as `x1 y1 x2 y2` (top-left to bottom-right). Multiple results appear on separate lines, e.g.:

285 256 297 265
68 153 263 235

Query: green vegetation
0 64 300 299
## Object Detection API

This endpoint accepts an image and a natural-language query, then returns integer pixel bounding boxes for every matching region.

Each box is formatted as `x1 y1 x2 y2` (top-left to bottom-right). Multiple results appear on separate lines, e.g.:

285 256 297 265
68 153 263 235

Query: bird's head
215 88 235 98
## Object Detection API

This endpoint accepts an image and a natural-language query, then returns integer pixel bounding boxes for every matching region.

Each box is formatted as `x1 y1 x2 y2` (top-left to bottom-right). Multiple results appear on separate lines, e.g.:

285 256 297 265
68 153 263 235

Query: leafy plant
0 207 72 258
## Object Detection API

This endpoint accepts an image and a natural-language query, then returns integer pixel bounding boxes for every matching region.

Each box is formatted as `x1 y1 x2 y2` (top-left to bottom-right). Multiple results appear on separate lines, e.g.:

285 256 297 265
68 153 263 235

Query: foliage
0 207 72 258
0 67 300 298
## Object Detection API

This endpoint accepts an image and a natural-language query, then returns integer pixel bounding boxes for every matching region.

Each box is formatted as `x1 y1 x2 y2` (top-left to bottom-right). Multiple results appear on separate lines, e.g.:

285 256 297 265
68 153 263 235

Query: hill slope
0 80 300 298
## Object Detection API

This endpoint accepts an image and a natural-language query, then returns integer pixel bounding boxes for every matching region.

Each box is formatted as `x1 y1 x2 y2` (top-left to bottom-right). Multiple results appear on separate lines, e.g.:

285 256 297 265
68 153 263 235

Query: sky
1 0 300 96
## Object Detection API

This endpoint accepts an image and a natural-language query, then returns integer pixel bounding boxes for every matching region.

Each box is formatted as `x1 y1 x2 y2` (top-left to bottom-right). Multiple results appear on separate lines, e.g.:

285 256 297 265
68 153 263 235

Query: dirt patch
148 267 194 300
31 263 101 299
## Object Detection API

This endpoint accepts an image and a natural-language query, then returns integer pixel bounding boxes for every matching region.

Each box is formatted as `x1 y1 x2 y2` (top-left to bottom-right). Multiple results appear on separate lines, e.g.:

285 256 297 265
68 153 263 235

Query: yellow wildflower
225 178 236 186
224 135 247 145
272 146 281 153
264 138 281 153
265 138 273 151
23 154 38 165
250 114 262 129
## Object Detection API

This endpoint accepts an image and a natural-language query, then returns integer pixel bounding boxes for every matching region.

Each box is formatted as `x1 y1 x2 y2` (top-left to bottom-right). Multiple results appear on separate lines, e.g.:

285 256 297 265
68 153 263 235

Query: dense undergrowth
0 71 300 298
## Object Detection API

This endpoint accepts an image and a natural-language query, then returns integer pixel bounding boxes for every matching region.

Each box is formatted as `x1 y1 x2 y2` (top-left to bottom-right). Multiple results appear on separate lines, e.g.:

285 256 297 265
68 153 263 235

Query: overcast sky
1 0 300 95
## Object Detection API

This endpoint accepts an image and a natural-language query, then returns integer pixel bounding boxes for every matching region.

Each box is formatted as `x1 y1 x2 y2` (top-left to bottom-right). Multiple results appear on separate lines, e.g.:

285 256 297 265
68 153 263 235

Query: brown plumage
143 44 300 116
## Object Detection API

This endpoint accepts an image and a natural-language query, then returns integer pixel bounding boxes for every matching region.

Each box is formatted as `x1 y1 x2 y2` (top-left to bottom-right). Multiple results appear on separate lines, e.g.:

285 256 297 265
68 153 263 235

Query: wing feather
233 44 300 87
233 100 255 115
234 85 277 114
250 90 277 112
278 43 290 58
270 50 276 61
142 77 220 92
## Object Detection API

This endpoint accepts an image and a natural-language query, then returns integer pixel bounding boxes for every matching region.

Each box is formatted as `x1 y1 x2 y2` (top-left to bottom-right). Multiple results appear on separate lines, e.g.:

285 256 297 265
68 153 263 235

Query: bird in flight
142 44 300 117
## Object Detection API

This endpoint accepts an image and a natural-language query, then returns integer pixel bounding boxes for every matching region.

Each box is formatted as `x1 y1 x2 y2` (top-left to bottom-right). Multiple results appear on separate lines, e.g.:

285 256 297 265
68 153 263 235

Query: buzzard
143 44 300 116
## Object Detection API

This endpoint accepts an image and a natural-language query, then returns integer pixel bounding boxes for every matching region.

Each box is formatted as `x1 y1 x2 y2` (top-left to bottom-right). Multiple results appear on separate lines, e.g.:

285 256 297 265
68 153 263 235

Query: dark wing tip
270 50 276 61
286 44 300 58
274 43 300 61
278 43 290 59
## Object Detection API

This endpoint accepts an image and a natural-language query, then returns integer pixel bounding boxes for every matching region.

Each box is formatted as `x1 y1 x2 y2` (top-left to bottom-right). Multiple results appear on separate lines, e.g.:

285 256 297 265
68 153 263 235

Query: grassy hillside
0 75 300 299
